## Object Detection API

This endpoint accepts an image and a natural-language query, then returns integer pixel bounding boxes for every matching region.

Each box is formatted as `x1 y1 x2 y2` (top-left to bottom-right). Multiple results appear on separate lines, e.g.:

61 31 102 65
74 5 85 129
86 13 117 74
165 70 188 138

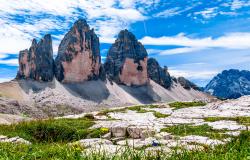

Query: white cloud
141 32 250 50
0 59 18 66
0 78 13 83
0 0 151 56
168 68 218 80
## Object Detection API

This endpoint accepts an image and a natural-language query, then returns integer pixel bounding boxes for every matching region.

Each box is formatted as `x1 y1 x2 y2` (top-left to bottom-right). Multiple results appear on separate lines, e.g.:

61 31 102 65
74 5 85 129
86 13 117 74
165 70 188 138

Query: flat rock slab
205 120 247 131
117 137 158 148
157 117 204 125
76 138 113 148
83 144 127 155
0 135 31 145
180 135 225 146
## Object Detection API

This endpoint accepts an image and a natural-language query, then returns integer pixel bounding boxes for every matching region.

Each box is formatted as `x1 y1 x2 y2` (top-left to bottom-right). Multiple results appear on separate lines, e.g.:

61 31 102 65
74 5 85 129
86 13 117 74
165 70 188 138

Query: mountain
0 19 211 118
204 69 250 99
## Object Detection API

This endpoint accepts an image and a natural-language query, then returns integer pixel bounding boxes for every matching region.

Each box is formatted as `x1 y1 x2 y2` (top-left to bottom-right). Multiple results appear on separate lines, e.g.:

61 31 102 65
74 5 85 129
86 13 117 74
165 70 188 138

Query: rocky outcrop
177 77 199 90
55 19 101 83
105 29 148 86
147 58 172 89
204 69 250 99
17 34 54 81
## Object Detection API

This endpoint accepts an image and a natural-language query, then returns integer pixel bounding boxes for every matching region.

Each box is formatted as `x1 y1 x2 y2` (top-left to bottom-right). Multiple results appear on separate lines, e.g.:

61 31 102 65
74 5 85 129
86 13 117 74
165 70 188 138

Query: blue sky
0 0 250 86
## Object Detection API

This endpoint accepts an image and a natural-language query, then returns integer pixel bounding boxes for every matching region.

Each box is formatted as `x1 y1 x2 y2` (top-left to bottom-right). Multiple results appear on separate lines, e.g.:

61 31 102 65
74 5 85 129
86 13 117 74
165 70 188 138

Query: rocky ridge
205 69 250 99
147 58 172 89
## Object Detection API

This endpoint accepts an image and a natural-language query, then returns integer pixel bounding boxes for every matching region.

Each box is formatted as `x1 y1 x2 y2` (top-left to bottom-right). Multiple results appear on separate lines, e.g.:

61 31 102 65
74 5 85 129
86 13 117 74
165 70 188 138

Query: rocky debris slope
16 34 54 81
0 79 210 118
205 69 250 99
147 58 172 89
55 19 101 83
64 96 250 154
105 29 148 86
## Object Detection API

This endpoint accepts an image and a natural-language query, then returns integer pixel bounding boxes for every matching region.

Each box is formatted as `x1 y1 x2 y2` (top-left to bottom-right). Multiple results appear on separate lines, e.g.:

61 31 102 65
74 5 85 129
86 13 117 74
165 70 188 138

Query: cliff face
55 19 101 83
105 29 148 86
17 34 54 81
147 58 172 89
205 69 250 99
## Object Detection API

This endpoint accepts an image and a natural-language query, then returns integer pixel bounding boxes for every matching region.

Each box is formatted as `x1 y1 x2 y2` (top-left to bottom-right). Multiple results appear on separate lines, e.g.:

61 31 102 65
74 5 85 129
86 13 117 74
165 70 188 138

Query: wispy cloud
231 0 250 10
147 47 206 55
194 7 218 19
141 32 250 55
0 59 18 66
168 68 218 80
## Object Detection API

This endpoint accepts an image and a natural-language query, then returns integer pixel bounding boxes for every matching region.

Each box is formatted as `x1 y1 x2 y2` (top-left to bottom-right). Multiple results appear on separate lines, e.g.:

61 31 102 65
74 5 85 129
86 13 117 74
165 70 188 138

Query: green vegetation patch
0 118 107 143
161 124 229 139
153 112 170 118
204 117 250 126
169 101 206 110
127 105 149 113
96 108 127 116
97 104 161 116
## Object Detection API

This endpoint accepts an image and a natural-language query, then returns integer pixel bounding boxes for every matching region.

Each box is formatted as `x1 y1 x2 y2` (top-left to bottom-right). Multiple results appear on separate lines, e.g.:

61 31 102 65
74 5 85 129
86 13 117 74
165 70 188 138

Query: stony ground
0 96 249 157
61 96 250 154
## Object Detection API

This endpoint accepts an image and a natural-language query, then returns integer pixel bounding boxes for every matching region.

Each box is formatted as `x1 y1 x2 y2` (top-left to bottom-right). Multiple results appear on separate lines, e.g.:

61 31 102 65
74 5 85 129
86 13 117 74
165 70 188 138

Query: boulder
55 19 101 83
147 58 172 88
105 29 148 86
111 123 128 138
127 125 155 139
17 34 54 81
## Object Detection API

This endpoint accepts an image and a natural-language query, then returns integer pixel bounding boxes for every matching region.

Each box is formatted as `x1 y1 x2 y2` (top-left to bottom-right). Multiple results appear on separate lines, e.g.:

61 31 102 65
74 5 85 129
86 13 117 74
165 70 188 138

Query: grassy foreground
0 117 108 143
0 131 249 159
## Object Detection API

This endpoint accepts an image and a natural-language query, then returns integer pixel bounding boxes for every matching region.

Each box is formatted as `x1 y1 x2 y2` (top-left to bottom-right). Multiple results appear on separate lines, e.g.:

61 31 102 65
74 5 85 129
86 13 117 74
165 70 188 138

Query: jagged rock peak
17 34 54 81
147 58 172 89
105 29 148 86
177 77 199 90
55 19 101 83
204 69 250 99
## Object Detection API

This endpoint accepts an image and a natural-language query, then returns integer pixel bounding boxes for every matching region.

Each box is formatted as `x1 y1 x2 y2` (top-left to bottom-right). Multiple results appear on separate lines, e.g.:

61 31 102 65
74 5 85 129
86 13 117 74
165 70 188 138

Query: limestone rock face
105 29 148 86
55 19 101 83
147 58 172 89
17 34 54 81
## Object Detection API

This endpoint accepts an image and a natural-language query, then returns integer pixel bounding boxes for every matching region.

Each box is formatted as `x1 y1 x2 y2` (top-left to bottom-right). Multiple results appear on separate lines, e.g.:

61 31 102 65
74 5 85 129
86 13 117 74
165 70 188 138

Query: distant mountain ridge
205 69 250 99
